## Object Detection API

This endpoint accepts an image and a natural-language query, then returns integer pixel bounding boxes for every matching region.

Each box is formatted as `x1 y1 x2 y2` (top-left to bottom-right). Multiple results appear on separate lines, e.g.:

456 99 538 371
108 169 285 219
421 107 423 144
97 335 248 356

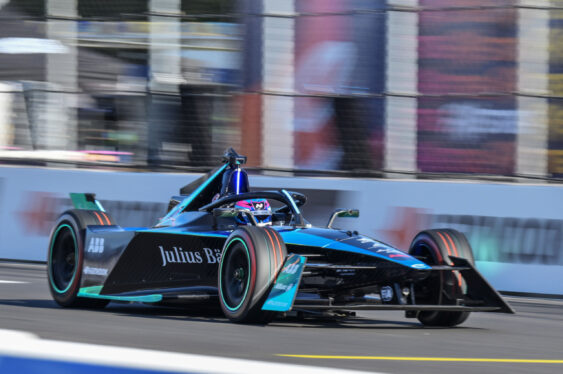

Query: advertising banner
239 0 263 166
548 10 563 177
293 0 386 170
0 167 341 262
0 177 3 254
0 167 182 262
417 0 518 174
1 166 562 295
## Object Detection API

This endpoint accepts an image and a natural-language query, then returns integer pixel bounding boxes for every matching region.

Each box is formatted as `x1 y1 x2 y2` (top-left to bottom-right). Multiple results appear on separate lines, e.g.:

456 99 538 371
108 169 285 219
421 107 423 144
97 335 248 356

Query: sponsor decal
83 266 108 276
159 246 222 267
354 236 410 260
262 254 307 312
273 282 294 291
375 248 410 259
282 263 300 275
264 300 288 307
380 286 393 302
87 237 104 253
251 209 270 216
411 263 428 269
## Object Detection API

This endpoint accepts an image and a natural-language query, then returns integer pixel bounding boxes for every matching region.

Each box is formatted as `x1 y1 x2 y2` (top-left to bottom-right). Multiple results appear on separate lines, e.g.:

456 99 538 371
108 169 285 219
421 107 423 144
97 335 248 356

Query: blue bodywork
137 226 429 270
278 229 430 270
60 149 514 322
72 160 430 310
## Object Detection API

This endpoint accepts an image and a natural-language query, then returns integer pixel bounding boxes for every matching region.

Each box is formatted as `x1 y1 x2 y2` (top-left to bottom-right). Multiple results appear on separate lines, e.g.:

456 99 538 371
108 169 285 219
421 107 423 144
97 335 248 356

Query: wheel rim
49 224 78 294
220 239 251 311
411 241 443 305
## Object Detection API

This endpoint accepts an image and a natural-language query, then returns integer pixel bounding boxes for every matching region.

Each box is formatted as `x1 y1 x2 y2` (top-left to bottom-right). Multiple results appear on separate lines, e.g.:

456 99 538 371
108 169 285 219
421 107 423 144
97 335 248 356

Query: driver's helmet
234 199 272 226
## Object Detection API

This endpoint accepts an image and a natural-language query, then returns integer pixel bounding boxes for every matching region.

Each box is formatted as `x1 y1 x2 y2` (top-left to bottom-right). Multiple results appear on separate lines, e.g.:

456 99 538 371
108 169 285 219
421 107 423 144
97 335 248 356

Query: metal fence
0 0 562 181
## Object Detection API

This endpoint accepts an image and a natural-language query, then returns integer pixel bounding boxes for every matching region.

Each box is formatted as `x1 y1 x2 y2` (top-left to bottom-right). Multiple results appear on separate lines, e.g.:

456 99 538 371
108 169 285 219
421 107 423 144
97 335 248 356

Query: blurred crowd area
0 0 562 180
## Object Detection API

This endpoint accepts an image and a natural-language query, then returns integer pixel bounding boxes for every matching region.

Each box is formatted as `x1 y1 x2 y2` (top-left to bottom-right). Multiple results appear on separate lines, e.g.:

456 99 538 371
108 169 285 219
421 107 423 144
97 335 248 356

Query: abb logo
87 237 105 253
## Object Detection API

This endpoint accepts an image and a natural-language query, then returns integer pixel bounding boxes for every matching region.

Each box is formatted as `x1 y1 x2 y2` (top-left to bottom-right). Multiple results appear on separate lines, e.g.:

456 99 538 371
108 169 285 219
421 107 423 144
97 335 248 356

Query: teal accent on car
69 193 104 211
279 230 335 248
138 228 229 238
281 189 301 214
77 286 163 303
48 224 78 294
279 229 431 270
218 237 251 312
262 254 306 312
159 164 228 225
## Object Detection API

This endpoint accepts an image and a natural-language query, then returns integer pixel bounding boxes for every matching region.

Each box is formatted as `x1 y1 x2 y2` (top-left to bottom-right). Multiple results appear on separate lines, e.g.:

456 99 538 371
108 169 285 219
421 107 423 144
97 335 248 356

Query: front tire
409 229 475 327
218 226 286 323
47 210 110 308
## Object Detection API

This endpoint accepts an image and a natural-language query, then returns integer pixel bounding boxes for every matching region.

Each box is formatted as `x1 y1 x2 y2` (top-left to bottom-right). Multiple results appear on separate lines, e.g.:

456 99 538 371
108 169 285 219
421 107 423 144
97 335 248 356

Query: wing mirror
213 208 238 218
213 208 258 225
327 209 359 229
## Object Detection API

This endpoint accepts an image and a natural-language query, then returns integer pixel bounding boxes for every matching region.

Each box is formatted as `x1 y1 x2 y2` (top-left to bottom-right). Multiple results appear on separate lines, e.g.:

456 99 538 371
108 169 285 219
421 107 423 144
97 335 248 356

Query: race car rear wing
69 193 105 211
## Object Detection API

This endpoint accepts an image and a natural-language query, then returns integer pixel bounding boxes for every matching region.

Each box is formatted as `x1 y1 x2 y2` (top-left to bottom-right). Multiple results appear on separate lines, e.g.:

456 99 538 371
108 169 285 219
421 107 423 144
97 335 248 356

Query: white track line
0 280 28 284
0 329 378 374
0 262 45 270
504 296 563 306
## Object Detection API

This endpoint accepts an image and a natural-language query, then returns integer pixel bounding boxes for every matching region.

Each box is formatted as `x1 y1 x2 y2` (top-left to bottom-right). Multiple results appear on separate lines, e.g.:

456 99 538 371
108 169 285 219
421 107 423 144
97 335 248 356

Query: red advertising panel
294 0 385 171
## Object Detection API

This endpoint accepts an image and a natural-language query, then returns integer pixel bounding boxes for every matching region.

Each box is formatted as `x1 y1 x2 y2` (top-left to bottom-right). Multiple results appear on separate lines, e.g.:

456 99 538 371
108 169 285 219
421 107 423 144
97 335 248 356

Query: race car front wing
263 255 515 314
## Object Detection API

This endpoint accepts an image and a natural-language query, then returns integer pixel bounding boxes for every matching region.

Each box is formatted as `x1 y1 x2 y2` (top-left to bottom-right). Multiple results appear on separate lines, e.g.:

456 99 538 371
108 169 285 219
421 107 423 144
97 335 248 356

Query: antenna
222 148 247 167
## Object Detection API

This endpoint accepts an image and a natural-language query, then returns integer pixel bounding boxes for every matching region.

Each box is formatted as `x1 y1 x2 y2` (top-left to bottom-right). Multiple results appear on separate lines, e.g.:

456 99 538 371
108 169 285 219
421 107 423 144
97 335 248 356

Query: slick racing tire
408 229 475 327
47 209 112 308
218 226 287 323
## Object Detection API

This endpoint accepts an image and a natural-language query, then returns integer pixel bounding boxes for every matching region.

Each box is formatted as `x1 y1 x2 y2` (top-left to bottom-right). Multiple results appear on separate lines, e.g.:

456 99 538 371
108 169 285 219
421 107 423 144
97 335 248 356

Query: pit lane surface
1 262 562 374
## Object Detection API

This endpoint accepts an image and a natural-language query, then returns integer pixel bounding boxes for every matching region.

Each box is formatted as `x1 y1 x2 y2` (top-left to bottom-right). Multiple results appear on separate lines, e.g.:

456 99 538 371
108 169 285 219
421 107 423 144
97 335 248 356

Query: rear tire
218 226 286 323
47 210 111 308
409 229 475 327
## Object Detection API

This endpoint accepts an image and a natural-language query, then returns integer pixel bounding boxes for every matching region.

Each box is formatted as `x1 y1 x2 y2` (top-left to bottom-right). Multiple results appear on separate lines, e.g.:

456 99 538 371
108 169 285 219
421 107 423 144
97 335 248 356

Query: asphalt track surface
0 262 562 374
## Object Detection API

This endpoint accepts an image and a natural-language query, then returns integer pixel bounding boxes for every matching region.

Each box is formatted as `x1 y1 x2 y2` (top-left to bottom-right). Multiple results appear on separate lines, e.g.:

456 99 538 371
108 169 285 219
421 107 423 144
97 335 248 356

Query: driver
234 199 272 226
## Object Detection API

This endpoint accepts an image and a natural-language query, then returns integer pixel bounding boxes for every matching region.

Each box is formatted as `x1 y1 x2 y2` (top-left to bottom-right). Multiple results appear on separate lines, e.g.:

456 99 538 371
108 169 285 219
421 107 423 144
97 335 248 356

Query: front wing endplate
262 254 307 312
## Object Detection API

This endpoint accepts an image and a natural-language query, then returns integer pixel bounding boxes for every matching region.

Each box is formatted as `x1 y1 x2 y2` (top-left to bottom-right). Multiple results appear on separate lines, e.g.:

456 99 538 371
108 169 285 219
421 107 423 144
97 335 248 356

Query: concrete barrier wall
1 165 561 295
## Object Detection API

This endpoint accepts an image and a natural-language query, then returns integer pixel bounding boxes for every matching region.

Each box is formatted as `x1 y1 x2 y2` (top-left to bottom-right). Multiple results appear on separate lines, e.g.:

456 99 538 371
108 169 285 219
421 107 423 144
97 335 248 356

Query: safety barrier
0 165 561 295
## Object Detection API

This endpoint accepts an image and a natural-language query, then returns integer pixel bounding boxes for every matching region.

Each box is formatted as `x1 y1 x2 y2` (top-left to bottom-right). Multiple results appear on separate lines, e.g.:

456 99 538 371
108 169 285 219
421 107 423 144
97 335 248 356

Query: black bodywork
62 150 513 320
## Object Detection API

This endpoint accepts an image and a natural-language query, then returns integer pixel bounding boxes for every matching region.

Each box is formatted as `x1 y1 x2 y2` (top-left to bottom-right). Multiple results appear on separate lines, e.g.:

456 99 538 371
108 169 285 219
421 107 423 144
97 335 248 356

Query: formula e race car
47 149 513 326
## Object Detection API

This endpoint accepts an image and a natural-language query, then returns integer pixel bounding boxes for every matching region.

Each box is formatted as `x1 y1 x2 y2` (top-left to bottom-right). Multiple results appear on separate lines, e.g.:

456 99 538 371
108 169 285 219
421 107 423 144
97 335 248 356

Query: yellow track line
277 355 563 364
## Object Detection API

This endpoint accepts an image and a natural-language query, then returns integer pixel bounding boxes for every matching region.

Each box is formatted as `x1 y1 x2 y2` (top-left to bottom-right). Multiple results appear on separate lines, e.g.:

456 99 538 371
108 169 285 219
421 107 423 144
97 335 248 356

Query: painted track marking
0 280 28 284
0 330 375 374
277 354 563 364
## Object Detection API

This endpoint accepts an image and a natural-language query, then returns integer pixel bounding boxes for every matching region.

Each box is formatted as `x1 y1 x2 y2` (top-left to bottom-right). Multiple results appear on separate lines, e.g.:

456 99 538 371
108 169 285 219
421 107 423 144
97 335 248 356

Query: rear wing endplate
70 193 105 211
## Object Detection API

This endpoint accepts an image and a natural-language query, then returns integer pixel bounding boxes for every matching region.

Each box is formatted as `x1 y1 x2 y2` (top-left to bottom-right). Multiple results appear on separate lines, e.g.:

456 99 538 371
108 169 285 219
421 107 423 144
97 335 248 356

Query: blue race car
47 148 513 326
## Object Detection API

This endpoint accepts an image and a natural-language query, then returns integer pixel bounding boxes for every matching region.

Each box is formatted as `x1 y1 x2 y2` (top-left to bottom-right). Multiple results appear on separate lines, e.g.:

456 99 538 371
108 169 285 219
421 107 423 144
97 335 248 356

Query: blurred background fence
0 0 562 180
